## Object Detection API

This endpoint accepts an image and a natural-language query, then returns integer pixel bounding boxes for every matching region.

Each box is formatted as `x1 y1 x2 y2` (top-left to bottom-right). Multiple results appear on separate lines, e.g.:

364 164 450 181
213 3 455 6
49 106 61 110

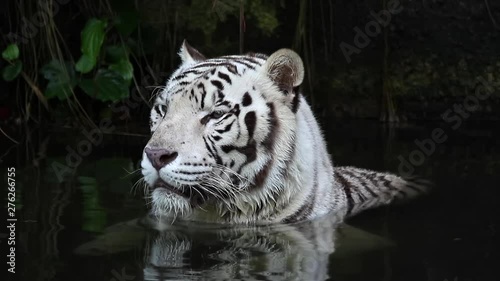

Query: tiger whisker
212 164 253 189
131 177 147 196
203 175 241 198
122 167 142 176
146 85 167 100
198 180 237 211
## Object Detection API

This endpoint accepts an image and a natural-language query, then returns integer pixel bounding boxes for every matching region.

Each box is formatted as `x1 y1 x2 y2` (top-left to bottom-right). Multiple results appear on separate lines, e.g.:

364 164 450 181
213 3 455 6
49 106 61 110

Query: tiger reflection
75 213 391 281
143 214 341 281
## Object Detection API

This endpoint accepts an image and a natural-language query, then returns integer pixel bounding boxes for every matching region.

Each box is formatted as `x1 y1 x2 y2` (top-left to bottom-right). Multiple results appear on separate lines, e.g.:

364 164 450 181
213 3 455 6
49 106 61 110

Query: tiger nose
144 147 178 170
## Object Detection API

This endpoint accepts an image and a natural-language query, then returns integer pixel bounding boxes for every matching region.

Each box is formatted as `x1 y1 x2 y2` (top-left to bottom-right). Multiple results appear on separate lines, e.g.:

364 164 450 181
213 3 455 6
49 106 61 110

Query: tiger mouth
154 179 192 198
153 179 206 206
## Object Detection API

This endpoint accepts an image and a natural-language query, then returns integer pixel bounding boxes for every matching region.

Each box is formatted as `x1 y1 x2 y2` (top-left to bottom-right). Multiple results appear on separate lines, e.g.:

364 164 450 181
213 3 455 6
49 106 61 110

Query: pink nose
144 147 178 170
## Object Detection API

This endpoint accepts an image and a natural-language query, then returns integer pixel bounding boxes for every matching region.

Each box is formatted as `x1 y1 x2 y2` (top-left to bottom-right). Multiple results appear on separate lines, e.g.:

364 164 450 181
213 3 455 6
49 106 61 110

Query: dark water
3 120 500 281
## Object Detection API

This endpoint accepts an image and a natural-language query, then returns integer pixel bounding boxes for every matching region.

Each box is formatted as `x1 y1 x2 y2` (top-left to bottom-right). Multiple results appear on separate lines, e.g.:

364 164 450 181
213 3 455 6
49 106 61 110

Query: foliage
40 60 77 100
75 19 108 74
2 60 22 81
3 15 136 104
1 43 23 81
2 0 285 121
247 0 279 36
2 44 20 60
6 0 498 123
35 16 135 103
79 69 129 102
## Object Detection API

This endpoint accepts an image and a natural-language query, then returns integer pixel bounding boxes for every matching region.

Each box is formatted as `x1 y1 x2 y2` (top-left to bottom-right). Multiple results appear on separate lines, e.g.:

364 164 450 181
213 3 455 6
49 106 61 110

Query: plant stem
20 71 49 110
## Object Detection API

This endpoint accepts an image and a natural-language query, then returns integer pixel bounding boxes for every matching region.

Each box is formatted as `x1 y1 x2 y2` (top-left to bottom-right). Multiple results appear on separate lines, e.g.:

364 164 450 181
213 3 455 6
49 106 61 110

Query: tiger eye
211 111 225 119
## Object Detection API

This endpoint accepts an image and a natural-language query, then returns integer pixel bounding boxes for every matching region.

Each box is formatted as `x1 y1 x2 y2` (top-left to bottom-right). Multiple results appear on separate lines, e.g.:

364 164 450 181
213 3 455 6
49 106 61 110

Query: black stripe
197 83 206 109
253 160 271 188
225 64 239 75
242 92 252 106
262 103 278 151
231 104 241 117
206 138 223 165
232 59 255 69
247 53 268 60
203 136 216 159
170 88 183 96
190 62 224 69
244 111 256 139
154 105 162 116
283 194 314 223
362 172 381 197
173 170 208 175
335 172 355 215
293 160 319 222
222 140 257 172
215 113 233 125
172 73 186 81
216 90 225 102
211 80 224 90
160 104 167 115
217 71 232 84
191 89 199 104
238 56 260 65
215 120 235 133
340 170 368 202
181 69 204 75
378 175 397 191
291 90 300 113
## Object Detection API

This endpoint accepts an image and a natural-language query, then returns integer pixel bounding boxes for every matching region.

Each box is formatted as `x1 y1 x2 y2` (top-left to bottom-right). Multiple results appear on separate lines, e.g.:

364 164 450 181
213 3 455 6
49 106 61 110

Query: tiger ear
263 49 304 93
179 40 206 64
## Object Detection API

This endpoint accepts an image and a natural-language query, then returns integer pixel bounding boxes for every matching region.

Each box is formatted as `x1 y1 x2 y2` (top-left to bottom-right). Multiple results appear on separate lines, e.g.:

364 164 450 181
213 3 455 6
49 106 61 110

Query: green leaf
106 45 129 62
2 60 22 81
78 69 129 102
75 54 96 74
76 18 107 73
41 60 76 100
109 59 133 83
2 44 20 61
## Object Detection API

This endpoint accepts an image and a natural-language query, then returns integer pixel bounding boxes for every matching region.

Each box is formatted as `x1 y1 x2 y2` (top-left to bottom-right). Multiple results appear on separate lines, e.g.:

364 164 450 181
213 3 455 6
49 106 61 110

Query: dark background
1 1 499 281
1 0 499 130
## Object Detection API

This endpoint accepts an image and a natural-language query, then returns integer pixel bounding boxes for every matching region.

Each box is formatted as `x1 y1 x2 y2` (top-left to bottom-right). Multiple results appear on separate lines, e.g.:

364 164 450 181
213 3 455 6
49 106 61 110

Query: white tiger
140 41 429 224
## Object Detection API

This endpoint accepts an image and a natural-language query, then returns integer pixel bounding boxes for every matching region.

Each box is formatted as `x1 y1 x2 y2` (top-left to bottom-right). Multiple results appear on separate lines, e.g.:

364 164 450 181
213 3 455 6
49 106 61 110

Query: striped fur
140 41 430 224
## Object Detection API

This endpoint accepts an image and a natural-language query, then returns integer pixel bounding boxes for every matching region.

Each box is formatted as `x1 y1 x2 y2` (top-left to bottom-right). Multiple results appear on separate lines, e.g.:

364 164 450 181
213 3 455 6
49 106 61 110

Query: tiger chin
140 40 430 225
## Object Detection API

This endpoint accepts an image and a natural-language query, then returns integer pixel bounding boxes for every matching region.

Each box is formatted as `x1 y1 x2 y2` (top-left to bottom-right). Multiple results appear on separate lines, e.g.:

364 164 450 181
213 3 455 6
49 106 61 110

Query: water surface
6 120 500 281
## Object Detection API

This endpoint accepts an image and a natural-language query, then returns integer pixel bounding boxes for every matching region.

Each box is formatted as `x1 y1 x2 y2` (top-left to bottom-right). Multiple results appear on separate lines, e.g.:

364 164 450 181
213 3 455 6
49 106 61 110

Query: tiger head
141 41 304 222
